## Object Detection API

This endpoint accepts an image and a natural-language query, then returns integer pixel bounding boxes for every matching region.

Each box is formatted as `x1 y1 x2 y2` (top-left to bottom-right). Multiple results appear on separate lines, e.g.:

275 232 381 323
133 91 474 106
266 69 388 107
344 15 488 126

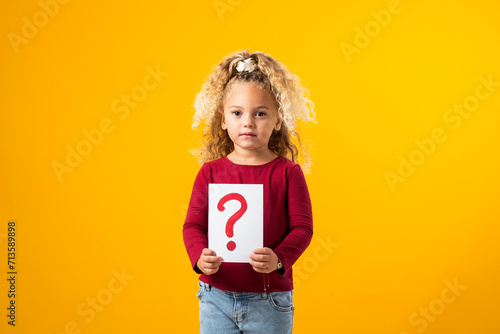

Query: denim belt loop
201 281 211 291
261 292 268 299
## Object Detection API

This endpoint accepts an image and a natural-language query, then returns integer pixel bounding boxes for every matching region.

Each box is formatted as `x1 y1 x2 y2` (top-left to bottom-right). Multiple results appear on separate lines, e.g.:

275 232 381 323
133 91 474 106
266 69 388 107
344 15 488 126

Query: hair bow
235 58 258 73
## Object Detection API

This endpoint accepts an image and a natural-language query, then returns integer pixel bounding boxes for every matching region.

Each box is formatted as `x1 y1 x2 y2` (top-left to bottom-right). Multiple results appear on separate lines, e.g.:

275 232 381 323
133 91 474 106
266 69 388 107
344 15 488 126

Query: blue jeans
197 280 294 334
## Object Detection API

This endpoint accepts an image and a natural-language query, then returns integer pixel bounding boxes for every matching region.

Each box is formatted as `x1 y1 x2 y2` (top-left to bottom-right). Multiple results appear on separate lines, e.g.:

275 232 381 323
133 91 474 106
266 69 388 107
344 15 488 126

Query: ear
219 110 226 130
275 116 283 131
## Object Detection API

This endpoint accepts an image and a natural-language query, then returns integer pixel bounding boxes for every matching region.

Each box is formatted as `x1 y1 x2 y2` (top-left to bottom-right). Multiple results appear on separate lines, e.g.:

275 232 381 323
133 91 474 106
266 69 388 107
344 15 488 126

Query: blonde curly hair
190 49 317 174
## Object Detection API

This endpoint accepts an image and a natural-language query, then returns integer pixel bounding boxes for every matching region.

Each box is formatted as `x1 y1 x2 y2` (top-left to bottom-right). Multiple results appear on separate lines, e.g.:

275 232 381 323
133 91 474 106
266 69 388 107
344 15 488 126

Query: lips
240 133 256 137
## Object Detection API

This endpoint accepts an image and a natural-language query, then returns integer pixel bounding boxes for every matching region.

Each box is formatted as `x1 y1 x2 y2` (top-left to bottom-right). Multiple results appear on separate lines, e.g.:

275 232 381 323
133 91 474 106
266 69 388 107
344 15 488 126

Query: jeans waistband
199 281 269 299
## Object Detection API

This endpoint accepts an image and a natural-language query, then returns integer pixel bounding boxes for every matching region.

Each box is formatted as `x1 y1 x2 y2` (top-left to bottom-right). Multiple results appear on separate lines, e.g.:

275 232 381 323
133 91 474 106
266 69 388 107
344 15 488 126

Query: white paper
208 183 263 263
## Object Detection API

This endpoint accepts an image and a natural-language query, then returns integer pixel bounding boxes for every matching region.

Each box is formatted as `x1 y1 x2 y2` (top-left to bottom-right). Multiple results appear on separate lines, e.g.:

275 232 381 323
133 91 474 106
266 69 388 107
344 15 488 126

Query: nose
242 114 255 127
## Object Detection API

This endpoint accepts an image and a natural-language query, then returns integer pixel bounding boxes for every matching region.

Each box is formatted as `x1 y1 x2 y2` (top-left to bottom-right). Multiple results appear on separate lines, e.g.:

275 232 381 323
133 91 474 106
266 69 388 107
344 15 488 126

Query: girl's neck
226 149 278 165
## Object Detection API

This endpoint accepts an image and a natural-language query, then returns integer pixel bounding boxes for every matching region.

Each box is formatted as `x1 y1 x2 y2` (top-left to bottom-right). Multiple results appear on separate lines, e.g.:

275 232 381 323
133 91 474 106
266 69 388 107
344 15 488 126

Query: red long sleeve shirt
182 155 313 293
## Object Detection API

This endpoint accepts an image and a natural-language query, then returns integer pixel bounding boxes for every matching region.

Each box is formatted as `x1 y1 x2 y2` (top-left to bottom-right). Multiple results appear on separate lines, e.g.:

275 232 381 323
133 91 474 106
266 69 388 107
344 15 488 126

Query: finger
253 247 271 255
250 265 268 274
203 255 223 263
205 267 219 275
249 254 269 262
203 248 216 256
202 261 221 269
249 260 267 269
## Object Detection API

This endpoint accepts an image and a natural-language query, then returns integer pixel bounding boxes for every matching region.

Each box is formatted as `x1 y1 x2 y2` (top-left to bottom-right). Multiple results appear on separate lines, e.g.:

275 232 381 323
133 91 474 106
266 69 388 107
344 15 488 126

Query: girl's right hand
197 248 223 275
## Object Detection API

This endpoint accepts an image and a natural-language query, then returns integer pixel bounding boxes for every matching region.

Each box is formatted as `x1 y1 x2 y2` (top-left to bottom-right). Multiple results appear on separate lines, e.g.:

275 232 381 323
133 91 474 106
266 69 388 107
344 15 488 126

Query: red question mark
217 193 247 251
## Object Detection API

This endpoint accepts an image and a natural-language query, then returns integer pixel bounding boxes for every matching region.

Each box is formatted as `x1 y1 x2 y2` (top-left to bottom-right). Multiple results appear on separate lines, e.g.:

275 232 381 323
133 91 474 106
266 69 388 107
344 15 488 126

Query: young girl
183 49 316 334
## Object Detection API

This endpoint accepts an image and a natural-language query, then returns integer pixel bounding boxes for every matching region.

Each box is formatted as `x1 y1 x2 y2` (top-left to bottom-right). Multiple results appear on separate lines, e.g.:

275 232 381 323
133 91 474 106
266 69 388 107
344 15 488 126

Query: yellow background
1 0 499 333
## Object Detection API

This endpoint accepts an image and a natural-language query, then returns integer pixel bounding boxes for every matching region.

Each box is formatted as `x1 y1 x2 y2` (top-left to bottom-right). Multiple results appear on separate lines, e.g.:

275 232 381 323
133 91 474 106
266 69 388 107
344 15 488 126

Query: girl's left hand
249 247 279 274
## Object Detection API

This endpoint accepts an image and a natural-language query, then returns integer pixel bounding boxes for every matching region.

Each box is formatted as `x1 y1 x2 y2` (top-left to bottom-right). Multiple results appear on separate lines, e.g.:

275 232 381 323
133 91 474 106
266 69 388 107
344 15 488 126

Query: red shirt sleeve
182 164 209 274
273 164 313 274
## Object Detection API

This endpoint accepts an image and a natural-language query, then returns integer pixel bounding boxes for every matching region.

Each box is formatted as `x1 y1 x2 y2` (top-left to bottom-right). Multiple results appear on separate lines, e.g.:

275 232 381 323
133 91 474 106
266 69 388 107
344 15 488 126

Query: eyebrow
228 105 270 109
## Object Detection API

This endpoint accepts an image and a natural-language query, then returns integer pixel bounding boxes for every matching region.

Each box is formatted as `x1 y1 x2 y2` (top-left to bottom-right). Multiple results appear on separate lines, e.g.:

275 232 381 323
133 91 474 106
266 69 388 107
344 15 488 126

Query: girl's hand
197 248 223 275
249 247 279 274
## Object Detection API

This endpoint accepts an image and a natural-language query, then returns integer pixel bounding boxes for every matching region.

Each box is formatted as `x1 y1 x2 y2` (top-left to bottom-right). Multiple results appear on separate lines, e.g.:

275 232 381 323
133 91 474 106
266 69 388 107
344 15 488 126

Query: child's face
221 82 282 155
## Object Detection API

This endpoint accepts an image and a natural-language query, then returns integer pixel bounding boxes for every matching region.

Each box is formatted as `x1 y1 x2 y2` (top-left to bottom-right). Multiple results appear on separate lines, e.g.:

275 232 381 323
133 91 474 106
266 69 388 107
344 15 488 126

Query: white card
208 183 263 263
